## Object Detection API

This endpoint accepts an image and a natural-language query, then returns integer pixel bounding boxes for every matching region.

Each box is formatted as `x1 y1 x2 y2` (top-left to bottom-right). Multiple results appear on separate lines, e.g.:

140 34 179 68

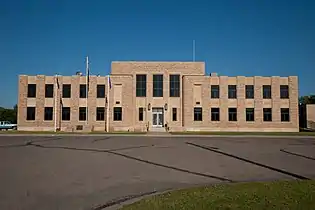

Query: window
139 107 144 121
114 107 122 121
228 108 237 121
246 108 255 121
170 75 180 97
281 108 290 122
80 84 87 98
62 84 71 98
45 84 54 98
245 85 254 99
280 85 289 99
194 107 202 121
172 108 177 121
136 75 146 97
62 107 71 121
263 85 271 99
211 85 220 98
26 107 35 120
211 108 220 121
97 85 105 98
263 108 272 121
228 85 237 99
79 107 87 121
27 84 36 98
44 107 53 121
96 107 105 121
153 74 163 97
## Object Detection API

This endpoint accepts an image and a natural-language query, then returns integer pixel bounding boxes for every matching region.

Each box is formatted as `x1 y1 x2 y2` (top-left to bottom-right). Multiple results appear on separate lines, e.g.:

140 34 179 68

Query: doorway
152 108 164 128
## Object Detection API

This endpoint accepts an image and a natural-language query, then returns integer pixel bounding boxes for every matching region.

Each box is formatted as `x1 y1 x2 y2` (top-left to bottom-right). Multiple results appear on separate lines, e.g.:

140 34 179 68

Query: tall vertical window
79 107 87 121
27 84 36 98
114 107 122 121
96 107 105 121
80 84 87 98
245 85 254 99
228 108 237 121
211 85 220 98
153 74 163 97
172 108 177 121
62 107 71 121
228 85 237 99
263 85 271 99
281 108 290 122
263 108 272 121
62 84 71 98
139 107 144 121
97 85 105 98
26 107 36 120
136 75 147 97
211 108 220 121
194 108 202 121
44 107 53 121
45 84 54 98
246 108 255 121
280 85 289 99
170 75 180 97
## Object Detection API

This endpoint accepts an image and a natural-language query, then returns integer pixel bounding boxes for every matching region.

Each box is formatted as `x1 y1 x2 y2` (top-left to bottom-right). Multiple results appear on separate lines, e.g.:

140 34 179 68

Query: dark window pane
194 107 202 121
79 107 87 121
62 84 71 98
246 108 255 121
97 85 105 98
114 107 122 121
27 84 36 98
281 108 290 122
228 85 237 99
211 108 220 121
139 107 144 121
26 107 36 120
263 85 271 99
96 107 105 121
62 107 71 121
136 75 147 97
280 85 289 99
170 75 180 97
172 108 177 121
245 85 254 99
263 108 272 121
44 107 53 121
153 74 163 97
211 85 220 98
228 108 237 121
45 84 54 98
80 84 87 98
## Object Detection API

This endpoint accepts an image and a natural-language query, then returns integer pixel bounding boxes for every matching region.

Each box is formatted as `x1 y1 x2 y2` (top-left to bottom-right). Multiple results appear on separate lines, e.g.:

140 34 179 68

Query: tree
0 105 17 123
299 95 315 105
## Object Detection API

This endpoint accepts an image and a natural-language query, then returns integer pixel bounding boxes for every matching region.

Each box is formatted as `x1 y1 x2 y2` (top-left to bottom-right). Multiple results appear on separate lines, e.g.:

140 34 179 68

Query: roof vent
210 72 218 77
76 71 83 76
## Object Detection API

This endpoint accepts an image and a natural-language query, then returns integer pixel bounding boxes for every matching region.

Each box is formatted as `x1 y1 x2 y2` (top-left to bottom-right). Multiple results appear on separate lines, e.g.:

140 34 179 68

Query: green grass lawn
120 180 315 210
171 131 315 136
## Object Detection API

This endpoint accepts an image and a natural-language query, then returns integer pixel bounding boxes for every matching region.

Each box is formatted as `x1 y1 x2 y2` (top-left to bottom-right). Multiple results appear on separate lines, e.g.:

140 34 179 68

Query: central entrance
152 108 164 128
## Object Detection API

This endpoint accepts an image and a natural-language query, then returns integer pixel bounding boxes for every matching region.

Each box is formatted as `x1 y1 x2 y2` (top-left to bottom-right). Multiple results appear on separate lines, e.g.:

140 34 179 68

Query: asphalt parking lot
0 135 315 210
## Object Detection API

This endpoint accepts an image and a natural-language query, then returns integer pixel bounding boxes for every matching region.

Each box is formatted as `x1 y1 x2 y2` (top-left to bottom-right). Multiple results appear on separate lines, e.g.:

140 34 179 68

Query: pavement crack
186 142 310 180
92 137 111 143
0 137 63 149
28 142 232 182
280 149 315 161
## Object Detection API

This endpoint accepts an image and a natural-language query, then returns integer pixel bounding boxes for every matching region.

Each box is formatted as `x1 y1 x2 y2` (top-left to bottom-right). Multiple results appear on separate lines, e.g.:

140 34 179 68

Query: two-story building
18 61 299 132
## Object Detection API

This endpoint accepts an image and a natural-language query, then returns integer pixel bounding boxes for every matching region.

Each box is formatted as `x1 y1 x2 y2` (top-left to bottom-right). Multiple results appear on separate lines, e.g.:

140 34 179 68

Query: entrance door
152 108 163 127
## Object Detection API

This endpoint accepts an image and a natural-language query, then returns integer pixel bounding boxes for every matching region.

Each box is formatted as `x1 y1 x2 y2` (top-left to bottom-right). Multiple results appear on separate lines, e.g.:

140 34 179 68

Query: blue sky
1 0 314 108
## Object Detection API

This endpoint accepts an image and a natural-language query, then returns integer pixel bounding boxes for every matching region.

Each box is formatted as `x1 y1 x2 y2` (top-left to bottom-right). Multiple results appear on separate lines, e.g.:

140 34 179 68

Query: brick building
18 61 299 132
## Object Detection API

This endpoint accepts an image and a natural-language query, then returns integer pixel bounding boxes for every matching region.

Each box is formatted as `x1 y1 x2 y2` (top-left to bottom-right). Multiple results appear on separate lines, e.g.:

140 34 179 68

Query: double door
152 108 163 127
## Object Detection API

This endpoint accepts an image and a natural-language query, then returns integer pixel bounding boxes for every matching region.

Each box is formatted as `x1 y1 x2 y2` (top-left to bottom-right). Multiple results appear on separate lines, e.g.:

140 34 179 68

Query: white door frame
152 108 164 128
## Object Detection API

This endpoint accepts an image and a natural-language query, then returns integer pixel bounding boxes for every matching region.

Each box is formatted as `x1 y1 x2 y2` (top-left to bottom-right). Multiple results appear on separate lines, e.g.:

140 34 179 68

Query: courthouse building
18 61 299 132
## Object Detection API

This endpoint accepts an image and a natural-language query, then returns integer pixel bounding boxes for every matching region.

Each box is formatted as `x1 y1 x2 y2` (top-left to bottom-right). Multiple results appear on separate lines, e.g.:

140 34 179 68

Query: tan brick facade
18 62 299 132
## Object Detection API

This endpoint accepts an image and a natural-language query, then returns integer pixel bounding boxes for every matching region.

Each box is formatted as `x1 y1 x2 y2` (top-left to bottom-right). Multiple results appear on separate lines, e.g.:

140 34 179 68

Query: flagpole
106 75 110 132
86 56 89 125
193 40 195 62
54 74 58 132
